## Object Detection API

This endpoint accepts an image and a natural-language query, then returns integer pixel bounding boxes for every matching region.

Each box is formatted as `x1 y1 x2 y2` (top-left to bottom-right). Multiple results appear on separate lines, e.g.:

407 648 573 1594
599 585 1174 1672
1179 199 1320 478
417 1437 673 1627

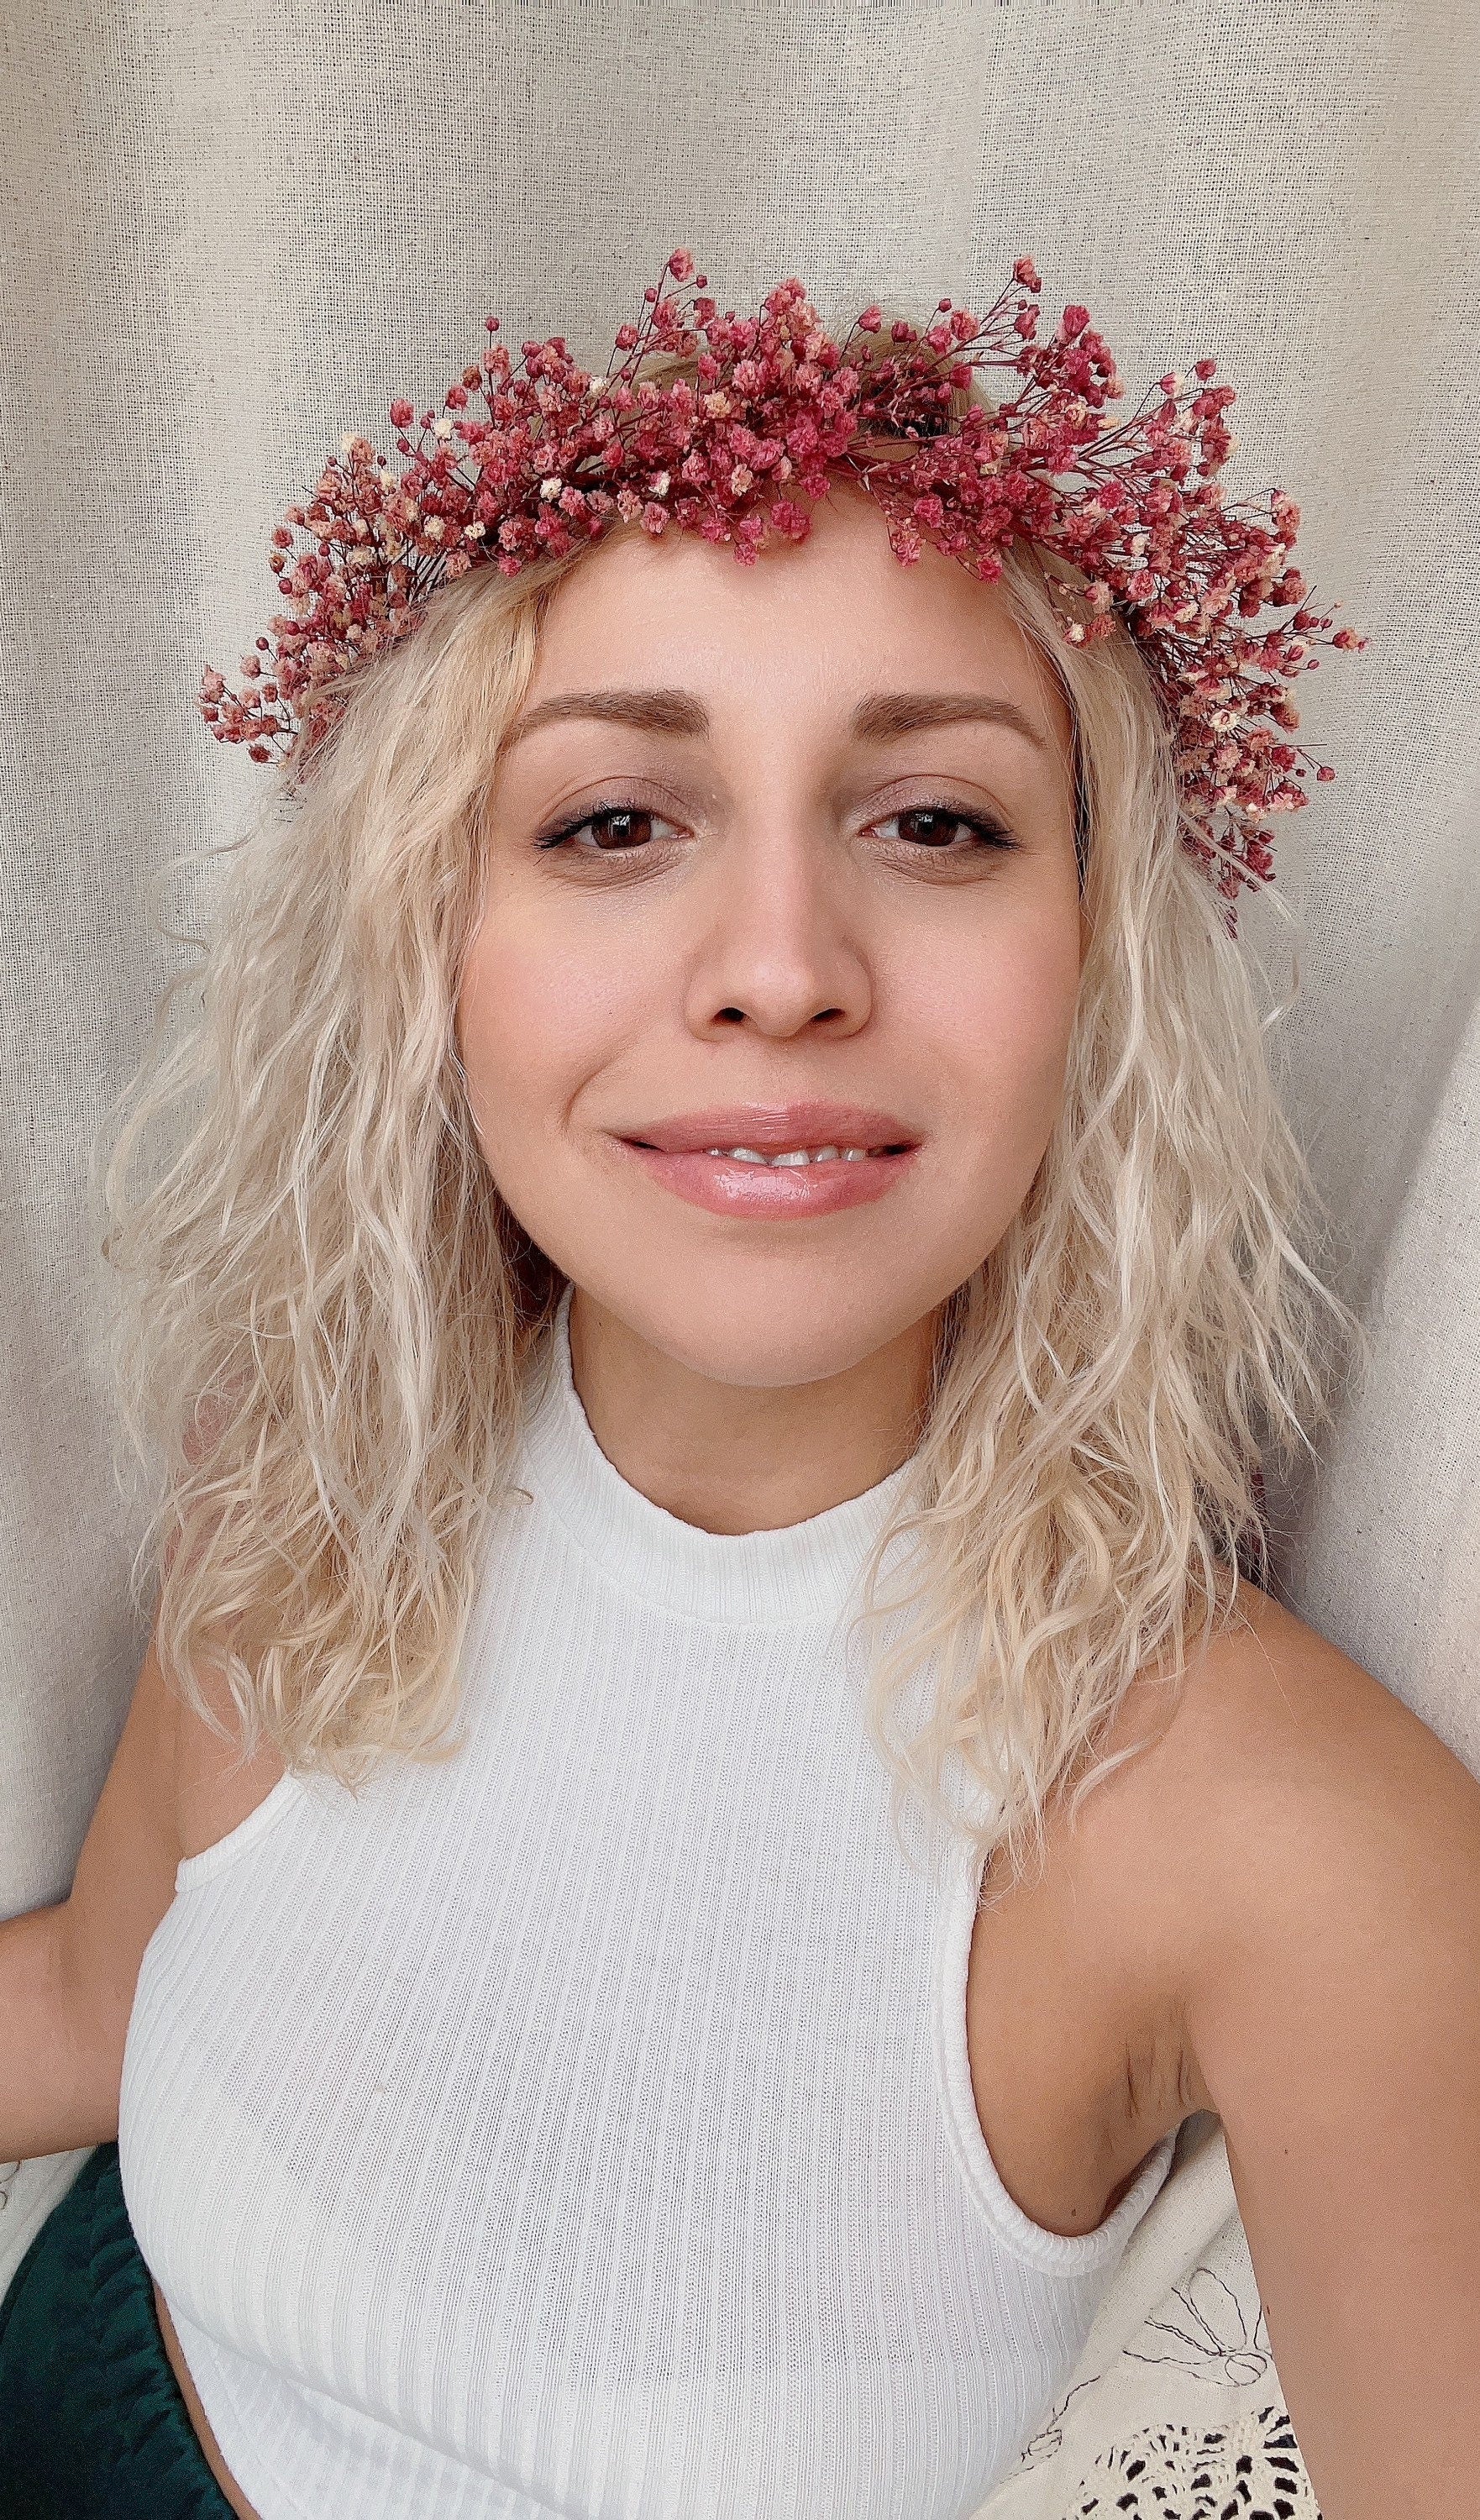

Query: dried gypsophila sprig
199 246 1367 932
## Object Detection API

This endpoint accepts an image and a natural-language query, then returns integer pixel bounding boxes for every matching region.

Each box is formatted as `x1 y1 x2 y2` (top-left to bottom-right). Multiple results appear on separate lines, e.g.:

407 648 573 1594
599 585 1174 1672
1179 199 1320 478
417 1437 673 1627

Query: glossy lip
616 1102 919 1156
610 1104 922 1220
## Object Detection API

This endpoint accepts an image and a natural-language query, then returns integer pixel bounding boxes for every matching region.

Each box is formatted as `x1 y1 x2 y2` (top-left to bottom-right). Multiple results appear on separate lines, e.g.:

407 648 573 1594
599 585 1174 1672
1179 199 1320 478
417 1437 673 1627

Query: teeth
701 1144 880 1165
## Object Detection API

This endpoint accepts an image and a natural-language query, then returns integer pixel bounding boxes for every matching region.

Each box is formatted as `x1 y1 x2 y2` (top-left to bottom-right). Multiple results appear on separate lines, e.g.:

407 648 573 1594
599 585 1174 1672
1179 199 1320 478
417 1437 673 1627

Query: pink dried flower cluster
200 246 1367 927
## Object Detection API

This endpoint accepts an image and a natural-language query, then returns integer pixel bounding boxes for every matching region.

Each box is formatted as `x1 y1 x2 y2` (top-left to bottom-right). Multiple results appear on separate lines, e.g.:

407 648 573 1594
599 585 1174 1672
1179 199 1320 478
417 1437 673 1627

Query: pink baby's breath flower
201 243 1366 932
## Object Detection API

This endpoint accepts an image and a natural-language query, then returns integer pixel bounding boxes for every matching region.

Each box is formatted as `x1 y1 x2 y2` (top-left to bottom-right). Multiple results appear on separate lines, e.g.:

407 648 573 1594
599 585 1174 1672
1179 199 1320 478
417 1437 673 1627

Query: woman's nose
681 819 873 1040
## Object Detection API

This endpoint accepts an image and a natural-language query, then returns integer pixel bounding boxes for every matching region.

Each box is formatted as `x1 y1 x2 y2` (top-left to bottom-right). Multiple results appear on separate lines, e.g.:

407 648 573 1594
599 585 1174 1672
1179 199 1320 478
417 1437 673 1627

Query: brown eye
585 807 656 850
898 808 967 848
536 802 674 853
880 806 1019 853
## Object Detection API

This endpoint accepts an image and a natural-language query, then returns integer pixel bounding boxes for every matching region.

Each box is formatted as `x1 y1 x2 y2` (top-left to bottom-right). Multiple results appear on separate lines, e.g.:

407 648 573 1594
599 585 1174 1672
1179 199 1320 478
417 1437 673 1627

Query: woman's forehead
527 490 1072 748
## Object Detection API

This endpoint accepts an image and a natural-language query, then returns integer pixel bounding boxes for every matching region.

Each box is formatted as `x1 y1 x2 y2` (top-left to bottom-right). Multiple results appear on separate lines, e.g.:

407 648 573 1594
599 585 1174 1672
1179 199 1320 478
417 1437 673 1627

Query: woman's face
458 489 1084 1390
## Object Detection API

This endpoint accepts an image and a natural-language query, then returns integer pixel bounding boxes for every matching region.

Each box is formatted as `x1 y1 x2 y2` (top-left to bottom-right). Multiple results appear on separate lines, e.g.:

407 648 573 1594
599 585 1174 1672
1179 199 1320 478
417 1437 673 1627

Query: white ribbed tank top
119 1286 1175 2520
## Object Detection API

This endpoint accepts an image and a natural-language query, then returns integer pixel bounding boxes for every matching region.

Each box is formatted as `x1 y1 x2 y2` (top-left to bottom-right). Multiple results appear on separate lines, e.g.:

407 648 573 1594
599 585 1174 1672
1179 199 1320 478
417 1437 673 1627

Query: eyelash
533 797 1021 856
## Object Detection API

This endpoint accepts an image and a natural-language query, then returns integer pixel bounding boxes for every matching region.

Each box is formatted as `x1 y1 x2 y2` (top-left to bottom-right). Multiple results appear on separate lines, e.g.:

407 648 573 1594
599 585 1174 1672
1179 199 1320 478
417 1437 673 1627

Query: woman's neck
565 1284 937 1536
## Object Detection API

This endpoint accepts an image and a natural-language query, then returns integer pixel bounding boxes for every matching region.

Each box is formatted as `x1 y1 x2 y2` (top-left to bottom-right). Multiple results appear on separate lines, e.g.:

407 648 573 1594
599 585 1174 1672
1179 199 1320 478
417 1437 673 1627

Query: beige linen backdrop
2 3 1477 2511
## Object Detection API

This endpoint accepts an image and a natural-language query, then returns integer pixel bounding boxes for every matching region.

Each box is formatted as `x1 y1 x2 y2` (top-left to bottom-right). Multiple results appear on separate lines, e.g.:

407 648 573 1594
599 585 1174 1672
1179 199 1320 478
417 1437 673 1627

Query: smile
613 1137 918 1218
702 1144 887 1165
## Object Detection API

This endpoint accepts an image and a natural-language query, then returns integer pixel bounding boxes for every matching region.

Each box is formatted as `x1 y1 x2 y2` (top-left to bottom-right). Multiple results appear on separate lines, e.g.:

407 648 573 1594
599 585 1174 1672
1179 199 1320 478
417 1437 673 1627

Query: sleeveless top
119 1287 1176 2519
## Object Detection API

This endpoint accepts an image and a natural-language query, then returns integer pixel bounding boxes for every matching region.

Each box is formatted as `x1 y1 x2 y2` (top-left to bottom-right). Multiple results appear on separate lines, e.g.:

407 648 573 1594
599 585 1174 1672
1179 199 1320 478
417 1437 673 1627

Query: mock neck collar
517 1283 920 1626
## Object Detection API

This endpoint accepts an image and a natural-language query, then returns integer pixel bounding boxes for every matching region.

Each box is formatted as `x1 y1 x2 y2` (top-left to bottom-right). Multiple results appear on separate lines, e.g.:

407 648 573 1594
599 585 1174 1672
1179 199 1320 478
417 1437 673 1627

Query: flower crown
200 248 1366 932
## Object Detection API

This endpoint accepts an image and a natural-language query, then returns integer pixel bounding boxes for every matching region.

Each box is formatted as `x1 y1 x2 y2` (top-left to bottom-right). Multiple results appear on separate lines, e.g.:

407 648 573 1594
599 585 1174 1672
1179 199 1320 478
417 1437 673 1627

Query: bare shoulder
167 1407 289 1862
171 1638 287 1866
961 1581 1478 2244
1096 1581 1480 2111
1126 1579 1480 1878
1078 1578 1471 1847
1124 1589 1480 2517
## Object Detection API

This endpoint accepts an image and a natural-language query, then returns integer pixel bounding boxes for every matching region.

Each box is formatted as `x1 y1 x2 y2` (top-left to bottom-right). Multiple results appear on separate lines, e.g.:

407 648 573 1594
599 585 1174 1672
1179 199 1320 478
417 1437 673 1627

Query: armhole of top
174 1771 309 1891
931 1830 1179 2279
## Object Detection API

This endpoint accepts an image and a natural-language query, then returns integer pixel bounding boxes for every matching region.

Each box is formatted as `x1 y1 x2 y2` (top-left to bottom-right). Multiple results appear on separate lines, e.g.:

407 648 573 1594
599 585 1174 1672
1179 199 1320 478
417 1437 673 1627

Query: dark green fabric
0 2144 235 2518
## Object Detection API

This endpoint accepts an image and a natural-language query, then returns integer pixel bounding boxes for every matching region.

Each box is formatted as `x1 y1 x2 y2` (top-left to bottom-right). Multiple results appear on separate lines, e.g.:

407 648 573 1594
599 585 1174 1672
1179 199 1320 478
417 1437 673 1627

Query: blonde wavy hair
99 371 1367 1887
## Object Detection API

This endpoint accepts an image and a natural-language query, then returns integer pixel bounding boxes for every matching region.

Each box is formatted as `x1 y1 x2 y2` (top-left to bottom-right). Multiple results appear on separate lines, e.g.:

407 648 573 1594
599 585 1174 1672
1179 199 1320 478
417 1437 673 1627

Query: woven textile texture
2 4 1475 2511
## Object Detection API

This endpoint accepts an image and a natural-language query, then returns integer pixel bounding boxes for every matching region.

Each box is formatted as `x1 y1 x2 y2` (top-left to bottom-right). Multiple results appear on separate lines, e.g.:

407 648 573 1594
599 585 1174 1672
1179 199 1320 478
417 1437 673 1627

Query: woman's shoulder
1136 1579 1475 1856
1098 1582 1480 2114
1136 1588 1480 2512
167 1404 291 1866
1006 1584 1480 2140
172 1646 289 1867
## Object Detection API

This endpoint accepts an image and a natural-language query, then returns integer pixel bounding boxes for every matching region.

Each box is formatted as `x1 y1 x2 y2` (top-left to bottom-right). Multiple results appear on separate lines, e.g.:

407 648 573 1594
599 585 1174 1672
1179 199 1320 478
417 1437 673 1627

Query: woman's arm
1 1623 181 2158
1179 1604 1480 2520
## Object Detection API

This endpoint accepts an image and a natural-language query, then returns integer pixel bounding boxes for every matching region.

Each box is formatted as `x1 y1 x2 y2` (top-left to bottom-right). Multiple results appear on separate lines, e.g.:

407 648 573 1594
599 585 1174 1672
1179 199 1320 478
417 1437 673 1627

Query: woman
1 255 1475 2520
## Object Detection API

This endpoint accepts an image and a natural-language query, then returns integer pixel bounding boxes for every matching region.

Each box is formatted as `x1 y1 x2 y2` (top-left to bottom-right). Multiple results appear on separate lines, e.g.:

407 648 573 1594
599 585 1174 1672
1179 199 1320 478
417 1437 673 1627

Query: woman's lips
614 1139 920 1217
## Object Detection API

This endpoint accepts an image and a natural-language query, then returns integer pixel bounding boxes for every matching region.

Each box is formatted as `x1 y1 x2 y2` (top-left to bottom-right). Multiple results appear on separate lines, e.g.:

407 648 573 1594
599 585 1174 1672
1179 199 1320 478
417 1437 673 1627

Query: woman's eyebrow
851 691 1049 753
502 687 1048 754
501 689 707 750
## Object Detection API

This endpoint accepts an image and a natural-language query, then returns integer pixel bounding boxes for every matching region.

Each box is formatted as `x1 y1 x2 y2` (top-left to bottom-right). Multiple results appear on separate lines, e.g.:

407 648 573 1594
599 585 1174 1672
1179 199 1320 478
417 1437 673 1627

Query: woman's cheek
939 916 1079 1081
457 928 554 1166
457 932 638 1233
